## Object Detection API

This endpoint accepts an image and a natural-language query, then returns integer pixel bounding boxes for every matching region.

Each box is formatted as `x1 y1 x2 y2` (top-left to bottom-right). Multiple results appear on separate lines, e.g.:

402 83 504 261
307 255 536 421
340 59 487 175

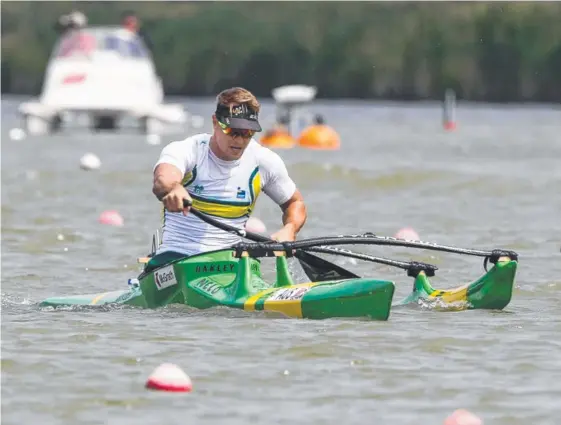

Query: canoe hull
40 249 395 320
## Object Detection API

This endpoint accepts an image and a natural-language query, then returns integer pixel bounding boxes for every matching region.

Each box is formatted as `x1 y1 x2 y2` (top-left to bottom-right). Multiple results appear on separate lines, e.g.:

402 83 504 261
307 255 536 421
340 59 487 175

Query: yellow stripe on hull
263 299 304 318
243 282 318 318
244 288 276 312
429 284 469 303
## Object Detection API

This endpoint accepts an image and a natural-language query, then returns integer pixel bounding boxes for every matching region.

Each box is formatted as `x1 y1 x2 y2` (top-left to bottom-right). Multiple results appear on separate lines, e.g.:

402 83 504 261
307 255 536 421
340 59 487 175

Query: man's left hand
270 225 297 243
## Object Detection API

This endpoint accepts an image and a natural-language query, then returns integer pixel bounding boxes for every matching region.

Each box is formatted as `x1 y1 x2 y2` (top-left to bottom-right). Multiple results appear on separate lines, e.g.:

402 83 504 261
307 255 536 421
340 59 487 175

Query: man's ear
212 115 217 125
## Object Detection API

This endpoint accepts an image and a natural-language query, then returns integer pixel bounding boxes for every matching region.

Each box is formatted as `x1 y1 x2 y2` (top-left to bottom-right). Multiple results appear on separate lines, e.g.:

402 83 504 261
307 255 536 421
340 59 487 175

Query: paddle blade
296 251 359 281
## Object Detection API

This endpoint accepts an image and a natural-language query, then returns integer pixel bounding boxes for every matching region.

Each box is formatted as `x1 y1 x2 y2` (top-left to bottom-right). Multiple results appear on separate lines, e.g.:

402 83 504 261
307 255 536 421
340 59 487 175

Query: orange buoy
259 130 296 149
297 125 340 150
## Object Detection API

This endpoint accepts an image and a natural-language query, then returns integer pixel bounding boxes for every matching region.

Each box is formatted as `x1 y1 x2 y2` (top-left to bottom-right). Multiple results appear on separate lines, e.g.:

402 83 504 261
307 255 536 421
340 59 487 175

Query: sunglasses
217 120 255 138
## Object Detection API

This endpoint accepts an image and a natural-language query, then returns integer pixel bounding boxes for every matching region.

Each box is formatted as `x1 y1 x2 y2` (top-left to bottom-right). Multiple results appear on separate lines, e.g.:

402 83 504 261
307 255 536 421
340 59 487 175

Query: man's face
123 15 139 32
212 114 254 161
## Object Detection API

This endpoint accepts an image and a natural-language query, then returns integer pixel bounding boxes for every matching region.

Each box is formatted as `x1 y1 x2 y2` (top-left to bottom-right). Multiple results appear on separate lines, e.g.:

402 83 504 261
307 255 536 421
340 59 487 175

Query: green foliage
1 2 560 102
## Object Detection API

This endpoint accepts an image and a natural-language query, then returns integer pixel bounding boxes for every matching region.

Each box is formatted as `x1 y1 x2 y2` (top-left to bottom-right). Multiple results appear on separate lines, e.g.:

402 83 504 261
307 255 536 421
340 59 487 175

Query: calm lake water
2 95 561 425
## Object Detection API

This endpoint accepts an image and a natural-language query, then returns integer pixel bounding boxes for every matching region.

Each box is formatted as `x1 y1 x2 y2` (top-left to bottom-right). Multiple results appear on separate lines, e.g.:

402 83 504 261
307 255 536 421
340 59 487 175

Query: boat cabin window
54 29 148 59
103 35 148 58
55 31 97 58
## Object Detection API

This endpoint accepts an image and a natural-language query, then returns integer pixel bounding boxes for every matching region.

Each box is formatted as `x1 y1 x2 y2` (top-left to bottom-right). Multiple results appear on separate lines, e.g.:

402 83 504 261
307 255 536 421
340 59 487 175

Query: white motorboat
271 85 317 135
18 26 187 135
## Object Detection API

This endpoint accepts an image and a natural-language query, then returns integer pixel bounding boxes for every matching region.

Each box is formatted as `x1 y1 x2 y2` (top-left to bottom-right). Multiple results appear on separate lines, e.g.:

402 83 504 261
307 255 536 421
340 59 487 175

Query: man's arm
153 163 192 215
271 189 307 242
153 163 183 200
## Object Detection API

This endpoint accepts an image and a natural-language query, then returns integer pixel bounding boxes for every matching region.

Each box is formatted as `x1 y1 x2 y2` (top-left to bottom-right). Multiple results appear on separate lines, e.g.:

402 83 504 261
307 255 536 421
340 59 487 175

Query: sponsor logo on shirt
236 187 246 199
194 185 204 194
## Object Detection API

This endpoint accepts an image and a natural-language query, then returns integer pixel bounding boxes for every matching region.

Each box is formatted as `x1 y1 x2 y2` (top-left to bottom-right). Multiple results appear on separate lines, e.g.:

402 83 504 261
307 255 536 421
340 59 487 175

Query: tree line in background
2 2 561 102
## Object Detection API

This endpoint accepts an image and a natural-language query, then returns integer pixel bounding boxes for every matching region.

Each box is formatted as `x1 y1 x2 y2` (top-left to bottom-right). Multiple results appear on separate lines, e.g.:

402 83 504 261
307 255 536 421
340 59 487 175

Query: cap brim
223 117 262 132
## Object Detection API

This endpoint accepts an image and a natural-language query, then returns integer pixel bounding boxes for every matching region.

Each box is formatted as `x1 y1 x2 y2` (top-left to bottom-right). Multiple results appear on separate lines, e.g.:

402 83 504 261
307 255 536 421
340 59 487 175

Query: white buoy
9 128 26 141
190 115 205 129
79 153 101 171
145 363 192 392
146 134 161 145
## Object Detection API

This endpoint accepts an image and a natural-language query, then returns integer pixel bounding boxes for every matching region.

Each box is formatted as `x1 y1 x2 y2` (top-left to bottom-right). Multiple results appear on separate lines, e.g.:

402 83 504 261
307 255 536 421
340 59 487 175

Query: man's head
211 87 262 161
121 11 139 33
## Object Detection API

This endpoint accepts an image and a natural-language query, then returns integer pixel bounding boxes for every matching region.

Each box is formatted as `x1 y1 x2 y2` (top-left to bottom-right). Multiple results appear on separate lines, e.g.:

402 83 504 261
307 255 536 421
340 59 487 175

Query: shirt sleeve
259 147 297 205
153 135 200 175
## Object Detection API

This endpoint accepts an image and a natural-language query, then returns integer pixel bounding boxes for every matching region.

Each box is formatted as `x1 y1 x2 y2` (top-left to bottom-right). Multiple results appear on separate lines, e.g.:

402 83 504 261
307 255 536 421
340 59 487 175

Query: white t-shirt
154 133 296 256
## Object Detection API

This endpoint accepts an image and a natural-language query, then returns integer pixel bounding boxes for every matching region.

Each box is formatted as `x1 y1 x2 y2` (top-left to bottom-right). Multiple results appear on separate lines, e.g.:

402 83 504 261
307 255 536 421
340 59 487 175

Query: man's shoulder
248 140 285 166
171 133 211 147
163 133 210 153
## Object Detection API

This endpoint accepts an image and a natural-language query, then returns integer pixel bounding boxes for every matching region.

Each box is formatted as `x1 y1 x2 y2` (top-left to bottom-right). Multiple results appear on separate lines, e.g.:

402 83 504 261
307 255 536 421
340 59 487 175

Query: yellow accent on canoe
90 292 110 305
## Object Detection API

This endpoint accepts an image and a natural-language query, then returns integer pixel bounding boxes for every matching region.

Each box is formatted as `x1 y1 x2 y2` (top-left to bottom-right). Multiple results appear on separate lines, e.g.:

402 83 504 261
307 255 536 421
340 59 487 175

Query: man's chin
228 148 244 158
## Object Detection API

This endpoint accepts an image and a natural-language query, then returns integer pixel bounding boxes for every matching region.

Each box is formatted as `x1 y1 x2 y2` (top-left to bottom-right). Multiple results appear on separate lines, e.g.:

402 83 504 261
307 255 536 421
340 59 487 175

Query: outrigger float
40 204 518 320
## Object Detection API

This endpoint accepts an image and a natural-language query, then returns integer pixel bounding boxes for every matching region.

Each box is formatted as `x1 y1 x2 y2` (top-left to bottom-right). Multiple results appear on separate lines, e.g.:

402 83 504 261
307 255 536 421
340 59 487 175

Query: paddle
182 199 360 281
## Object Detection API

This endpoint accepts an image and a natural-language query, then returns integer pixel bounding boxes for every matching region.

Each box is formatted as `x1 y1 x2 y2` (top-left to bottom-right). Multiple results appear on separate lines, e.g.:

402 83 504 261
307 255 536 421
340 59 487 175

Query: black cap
215 103 262 132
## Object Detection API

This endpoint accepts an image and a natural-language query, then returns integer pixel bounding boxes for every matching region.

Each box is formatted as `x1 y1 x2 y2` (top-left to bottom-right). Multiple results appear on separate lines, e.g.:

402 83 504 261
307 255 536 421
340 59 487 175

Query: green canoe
39 249 396 321
40 206 519 319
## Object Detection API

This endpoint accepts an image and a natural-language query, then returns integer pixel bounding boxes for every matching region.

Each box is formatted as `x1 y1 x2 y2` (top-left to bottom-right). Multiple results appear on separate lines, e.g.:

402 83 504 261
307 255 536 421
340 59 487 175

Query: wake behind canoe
40 287 145 308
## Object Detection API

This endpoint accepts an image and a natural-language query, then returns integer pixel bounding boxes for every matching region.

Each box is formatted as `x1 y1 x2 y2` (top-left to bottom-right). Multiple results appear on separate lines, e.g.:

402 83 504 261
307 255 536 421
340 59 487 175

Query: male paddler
148 87 307 270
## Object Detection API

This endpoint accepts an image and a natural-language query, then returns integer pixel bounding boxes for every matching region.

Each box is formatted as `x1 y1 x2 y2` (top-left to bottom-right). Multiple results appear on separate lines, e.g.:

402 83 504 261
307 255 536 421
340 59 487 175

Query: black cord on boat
282 242 294 258
238 235 522 264
483 249 519 271
406 261 438 278
305 246 438 276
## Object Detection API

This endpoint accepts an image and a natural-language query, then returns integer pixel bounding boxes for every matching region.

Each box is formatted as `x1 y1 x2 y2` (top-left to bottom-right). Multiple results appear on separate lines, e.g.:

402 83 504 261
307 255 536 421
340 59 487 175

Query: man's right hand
161 184 192 216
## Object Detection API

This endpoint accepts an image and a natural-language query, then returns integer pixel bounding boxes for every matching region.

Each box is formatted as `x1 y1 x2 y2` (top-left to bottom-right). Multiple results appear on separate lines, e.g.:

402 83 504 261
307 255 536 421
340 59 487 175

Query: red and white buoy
394 227 420 241
98 210 124 227
245 216 267 234
145 363 193 392
443 88 457 131
443 409 483 425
